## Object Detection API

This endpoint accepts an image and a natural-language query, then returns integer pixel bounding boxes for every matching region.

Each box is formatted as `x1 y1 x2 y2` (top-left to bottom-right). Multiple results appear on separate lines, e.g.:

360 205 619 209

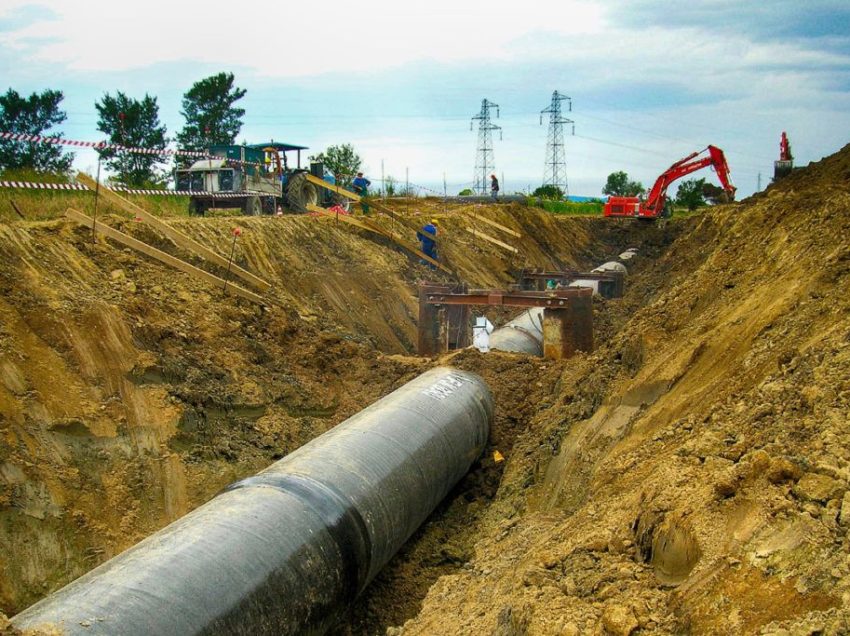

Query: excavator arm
605 145 736 219
643 145 735 216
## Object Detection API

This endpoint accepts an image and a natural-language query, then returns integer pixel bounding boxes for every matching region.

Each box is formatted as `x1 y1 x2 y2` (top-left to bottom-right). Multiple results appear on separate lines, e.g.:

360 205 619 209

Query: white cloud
2 0 848 198
0 0 605 75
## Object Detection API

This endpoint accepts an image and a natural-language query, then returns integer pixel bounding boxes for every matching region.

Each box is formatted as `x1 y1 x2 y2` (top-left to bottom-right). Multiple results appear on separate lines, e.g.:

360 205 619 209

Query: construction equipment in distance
604 145 736 219
175 142 346 216
774 131 794 181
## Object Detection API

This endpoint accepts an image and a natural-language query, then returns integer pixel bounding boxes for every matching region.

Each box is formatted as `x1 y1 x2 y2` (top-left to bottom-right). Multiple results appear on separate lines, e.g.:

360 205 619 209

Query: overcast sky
2 0 849 197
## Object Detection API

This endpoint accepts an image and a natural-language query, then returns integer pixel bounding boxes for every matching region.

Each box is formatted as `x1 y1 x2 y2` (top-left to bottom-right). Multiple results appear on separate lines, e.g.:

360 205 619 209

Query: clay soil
2 144 850 635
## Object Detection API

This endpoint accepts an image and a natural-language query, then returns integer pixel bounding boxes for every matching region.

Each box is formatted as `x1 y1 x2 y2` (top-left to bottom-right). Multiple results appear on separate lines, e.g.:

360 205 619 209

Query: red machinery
604 145 736 219
779 131 793 161
774 131 794 181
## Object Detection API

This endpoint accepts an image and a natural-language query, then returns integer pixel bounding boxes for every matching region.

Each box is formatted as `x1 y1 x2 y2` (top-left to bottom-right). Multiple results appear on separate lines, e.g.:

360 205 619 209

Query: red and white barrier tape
0 131 262 168
0 180 247 198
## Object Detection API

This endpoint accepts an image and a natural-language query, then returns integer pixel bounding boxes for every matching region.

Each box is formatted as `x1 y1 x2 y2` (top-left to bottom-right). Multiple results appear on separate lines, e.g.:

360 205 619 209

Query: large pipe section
489 307 544 356
12 366 493 636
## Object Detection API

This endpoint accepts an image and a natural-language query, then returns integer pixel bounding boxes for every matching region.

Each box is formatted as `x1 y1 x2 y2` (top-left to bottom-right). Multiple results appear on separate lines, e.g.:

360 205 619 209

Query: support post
418 283 470 355
542 290 593 359
418 284 447 356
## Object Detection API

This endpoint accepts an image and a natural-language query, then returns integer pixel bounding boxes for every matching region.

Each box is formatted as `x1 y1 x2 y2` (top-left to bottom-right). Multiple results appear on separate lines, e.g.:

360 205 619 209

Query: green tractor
175 142 347 216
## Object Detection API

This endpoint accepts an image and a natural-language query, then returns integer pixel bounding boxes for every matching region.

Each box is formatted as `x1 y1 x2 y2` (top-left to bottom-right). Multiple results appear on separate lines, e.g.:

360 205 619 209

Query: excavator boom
604 145 736 219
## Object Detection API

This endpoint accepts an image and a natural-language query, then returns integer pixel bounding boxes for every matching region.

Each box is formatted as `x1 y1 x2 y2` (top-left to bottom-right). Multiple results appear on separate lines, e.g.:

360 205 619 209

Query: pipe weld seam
224 473 372 600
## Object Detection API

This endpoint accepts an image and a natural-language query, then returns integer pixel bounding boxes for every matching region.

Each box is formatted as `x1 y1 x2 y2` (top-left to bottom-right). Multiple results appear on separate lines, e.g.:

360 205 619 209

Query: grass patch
2 188 192 222
527 197 604 215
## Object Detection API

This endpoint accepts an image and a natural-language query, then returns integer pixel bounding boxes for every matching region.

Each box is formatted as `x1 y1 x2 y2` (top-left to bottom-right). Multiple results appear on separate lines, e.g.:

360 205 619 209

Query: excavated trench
0 198 676 630
3 145 844 635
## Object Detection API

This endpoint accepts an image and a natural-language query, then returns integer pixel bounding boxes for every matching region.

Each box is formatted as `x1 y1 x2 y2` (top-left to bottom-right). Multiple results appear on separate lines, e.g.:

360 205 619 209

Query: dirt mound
390 146 850 634
0 199 638 615
7 146 847 635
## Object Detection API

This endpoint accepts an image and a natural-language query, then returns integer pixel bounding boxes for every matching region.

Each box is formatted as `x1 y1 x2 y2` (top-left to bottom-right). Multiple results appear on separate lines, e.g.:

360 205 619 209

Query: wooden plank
307 204 381 234
369 201 435 238
470 214 521 238
365 225 453 274
65 208 265 305
304 173 361 202
306 205 452 274
76 173 271 293
465 226 519 253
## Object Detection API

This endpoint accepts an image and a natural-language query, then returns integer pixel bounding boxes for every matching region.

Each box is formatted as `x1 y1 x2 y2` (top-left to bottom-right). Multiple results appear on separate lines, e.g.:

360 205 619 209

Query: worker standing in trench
417 219 439 269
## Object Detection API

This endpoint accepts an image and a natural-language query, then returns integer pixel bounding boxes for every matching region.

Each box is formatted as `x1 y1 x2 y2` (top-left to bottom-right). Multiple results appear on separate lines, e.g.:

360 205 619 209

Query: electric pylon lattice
540 91 574 196
470 99 502 195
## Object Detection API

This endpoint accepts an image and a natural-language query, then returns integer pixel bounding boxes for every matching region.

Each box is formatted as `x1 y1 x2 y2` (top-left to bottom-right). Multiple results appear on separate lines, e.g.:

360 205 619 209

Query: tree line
0 72 247 187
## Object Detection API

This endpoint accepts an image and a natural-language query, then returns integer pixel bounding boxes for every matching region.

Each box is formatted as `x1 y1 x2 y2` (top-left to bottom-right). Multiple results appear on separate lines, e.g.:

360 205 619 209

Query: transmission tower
539 91 574 196
470 99 502 195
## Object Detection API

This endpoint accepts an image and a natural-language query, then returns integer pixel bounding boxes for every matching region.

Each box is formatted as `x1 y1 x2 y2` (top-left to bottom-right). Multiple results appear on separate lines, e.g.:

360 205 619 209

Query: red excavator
774 131 794 181
604 145 736 219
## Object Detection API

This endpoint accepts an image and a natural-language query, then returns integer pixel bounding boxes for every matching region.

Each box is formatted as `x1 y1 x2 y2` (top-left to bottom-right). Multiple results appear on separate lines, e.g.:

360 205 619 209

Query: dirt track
2 144 850 634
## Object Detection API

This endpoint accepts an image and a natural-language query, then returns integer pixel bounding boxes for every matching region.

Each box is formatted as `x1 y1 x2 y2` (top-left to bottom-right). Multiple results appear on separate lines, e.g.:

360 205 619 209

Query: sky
1 0 849 198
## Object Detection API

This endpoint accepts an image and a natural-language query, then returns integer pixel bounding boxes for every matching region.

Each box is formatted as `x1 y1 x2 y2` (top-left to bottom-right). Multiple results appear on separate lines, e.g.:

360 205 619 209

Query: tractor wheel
188 198 208 217
243 196 262 216
286 173 319 213
262 197 277 215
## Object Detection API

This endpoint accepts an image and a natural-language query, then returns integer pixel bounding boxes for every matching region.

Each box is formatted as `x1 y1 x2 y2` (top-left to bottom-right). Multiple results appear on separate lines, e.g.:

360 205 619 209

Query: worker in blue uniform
417 219 439 269
352 172 371 215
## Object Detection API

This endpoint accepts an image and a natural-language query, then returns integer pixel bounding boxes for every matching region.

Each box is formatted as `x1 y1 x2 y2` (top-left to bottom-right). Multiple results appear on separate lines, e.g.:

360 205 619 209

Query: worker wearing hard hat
352 172 371 214
417 219 440 269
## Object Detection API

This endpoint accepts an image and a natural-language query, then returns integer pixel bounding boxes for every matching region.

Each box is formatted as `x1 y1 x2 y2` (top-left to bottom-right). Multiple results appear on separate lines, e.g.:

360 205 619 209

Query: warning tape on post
0 180 246 198
0 131 262 168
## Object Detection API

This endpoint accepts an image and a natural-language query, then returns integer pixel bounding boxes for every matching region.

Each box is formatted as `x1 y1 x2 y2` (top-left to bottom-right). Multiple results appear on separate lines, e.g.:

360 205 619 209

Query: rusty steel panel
542 294 594 360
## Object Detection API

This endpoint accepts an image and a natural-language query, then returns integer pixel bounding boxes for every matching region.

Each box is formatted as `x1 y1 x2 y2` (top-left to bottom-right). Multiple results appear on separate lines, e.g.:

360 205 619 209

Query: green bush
532 184 564 199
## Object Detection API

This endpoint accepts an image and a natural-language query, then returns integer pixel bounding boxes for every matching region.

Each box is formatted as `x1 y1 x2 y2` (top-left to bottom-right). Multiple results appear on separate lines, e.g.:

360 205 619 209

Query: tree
384 175 397 197
701 182 729 205
0 88 74 174
309 144 362 187
675 178 707 211
532 184 564 199
176 73 246 161
95 91 168 187
458 188 474 196
602 171 645 197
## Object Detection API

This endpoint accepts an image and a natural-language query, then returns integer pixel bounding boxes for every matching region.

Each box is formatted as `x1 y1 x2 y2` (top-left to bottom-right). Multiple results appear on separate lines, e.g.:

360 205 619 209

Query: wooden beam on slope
66 208 265 305
75 173 271 293
469 214 521 238
306 205 453 274
304 174 361 202
465 226 519 253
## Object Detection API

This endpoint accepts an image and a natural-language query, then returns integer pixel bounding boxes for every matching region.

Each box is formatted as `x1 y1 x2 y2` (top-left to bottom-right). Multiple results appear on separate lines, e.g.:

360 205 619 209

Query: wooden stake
8 199 25 219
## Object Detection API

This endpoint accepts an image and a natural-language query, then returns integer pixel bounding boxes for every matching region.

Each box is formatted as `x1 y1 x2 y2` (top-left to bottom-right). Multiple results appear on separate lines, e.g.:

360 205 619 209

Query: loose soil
1 143 849 635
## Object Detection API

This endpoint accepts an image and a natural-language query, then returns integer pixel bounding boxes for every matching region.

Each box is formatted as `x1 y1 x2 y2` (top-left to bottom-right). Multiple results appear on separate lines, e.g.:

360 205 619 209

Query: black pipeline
12 366 493 635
